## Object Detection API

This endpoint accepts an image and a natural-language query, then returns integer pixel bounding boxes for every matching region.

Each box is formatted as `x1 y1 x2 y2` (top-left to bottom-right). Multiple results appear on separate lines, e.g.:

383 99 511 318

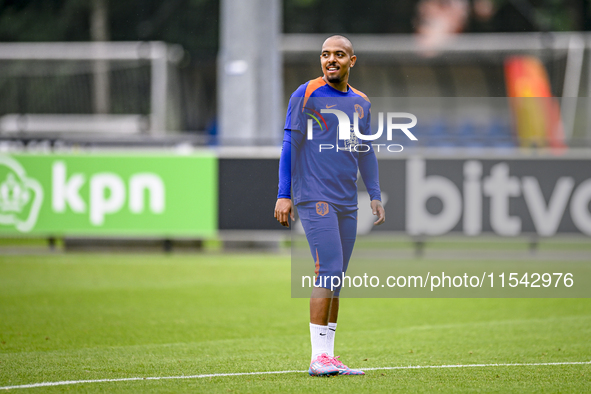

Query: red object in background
504 56 566 151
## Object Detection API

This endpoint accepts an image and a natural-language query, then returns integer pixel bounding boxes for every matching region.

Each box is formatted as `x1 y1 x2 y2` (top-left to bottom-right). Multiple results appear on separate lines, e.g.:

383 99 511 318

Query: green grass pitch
0 250 590 392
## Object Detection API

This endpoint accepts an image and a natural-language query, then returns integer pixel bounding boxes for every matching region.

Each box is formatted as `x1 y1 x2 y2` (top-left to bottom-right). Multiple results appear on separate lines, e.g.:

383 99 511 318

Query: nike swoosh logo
326 104 336 109
319 333 327 336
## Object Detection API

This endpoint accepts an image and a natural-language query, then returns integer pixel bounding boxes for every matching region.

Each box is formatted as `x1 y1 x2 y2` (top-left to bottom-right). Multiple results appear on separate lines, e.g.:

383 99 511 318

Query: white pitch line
363 361 591 371
1 361 589 390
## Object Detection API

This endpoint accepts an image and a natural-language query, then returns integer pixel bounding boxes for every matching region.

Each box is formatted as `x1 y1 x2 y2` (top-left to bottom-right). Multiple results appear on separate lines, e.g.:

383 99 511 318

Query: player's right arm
274 198 293 227
275 92 306 227
275 130 294 227
275 129 296 227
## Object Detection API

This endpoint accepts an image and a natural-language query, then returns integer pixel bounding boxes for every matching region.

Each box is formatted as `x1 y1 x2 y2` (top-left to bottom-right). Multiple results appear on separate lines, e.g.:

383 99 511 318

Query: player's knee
315 270 343 291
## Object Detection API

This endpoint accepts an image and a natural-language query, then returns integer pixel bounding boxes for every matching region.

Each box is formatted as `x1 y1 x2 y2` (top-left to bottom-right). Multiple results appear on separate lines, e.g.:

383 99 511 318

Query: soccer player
274 35 385 377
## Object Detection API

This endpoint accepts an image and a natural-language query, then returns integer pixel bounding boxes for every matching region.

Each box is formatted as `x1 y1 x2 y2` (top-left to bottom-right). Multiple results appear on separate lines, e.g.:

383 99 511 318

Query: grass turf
0 252 590 393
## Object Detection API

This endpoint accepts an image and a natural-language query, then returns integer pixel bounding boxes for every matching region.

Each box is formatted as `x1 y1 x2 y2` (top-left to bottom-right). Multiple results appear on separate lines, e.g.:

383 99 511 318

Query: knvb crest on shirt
316 202 329 216
354 104 364 119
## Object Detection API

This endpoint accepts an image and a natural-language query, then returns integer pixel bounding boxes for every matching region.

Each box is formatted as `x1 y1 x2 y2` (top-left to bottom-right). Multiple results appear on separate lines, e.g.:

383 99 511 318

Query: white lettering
406 158 462 235
307 118 314 140
321 109 351 140
129 174 165 214
483 163 521 236
386 144 403 152
372 144 385 152
570 179 591 235
90 174 126 226
354 144 370 152
52 161 86 213
353 112 383 141
522 176 574 236
463 160 482 235
387 113 418 141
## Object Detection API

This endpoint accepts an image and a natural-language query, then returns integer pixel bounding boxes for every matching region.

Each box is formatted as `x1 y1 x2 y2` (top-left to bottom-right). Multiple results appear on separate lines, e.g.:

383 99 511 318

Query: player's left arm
359 152 385 225
358 109 385 225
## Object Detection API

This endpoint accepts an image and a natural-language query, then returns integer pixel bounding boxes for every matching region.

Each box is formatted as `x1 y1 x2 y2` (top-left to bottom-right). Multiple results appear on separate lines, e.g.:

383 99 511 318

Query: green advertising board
0 153 217 237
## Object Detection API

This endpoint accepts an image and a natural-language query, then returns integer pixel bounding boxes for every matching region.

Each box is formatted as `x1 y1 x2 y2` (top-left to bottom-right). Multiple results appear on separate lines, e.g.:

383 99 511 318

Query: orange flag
504 56 566 151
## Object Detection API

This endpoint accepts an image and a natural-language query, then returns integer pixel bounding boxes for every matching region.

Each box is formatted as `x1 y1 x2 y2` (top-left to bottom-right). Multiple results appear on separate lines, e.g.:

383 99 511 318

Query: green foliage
0 0 90 41
0 0 219 57
0 0 587 59
283 0 417 34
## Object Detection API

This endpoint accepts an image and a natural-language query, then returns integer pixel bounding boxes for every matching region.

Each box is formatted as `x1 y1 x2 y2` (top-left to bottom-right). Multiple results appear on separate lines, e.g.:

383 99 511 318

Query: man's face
320 38 356 84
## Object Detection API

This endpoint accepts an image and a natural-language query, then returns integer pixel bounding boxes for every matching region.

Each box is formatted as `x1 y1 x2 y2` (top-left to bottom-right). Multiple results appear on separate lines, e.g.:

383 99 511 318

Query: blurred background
0 0 590 249
2 5 589 388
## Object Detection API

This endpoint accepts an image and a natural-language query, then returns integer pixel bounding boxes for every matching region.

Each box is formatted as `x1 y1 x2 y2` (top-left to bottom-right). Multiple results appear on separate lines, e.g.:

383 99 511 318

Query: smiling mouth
327 66 339 73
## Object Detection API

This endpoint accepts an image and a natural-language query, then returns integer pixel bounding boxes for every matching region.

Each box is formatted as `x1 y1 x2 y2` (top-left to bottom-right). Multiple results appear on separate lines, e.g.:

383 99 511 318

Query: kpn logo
52 161 165 226
0 156 43 232
0 156 167 233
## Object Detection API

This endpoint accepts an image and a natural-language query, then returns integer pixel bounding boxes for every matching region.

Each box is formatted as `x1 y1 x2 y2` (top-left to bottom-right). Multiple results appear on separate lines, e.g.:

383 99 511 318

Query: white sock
310 323 329 360
327 322 337 357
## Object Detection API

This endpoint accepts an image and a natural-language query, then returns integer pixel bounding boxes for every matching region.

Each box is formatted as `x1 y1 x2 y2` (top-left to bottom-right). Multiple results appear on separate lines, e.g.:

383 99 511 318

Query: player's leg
328 204 357 341
310 287 333 326
327 297 339 354
328 206 364 375
298 201 343 376
328 297 339 326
